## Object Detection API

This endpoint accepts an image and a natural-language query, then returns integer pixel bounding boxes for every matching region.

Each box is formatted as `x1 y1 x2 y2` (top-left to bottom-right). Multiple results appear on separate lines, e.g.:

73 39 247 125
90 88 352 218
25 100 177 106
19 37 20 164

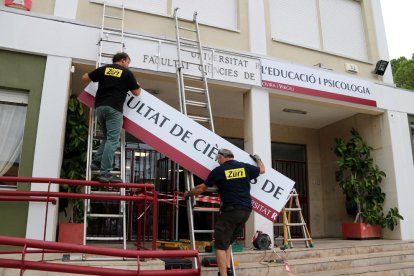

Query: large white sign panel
79 85 294 221
261 58 376 107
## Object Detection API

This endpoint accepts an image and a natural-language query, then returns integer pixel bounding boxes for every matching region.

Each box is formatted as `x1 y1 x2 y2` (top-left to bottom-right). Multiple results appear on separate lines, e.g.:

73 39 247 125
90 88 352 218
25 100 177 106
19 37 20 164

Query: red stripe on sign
262 80 377 107
78 90 95 107
252 197 280 222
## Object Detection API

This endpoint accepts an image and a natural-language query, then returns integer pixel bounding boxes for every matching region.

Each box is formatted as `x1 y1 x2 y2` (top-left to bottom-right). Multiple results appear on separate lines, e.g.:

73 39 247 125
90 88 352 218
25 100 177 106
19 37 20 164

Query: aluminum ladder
173 7 236 274
274 189 313 249
84 0 127 249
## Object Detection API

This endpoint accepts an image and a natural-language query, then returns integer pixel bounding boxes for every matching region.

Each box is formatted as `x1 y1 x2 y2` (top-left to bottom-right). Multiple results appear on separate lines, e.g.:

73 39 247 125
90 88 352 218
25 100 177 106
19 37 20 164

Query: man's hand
184 192 191 199
250 154 261 162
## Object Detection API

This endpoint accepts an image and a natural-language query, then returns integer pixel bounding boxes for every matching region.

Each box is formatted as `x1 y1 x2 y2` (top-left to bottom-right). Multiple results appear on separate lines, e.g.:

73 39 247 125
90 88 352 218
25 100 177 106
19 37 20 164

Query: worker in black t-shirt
185 149 265 276
82 52 141 182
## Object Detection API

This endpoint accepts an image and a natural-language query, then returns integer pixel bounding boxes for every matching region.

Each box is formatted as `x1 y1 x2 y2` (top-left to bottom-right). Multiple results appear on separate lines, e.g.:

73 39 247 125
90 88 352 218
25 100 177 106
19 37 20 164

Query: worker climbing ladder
173 7 236 274
84 0 127 249
274 189 313 249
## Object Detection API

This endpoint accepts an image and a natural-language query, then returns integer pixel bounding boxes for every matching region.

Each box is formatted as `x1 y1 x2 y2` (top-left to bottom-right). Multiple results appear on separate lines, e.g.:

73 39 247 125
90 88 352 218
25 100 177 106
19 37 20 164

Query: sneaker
90 161 100 171
98 174 123 183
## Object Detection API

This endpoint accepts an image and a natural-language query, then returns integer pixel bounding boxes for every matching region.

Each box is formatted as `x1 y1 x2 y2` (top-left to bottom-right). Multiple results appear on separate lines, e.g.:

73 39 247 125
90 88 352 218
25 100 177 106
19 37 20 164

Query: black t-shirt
205 160 260 209
88 64 140 112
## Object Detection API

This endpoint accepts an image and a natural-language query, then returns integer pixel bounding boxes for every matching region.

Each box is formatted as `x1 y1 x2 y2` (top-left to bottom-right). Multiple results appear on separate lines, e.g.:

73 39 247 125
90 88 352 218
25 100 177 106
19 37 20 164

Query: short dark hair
112 52 130 63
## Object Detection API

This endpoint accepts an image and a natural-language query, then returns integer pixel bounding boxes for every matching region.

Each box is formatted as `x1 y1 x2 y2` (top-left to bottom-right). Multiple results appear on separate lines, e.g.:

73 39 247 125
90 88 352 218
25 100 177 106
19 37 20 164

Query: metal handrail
0 176 158 250
0 176 201 275
0 236 200 276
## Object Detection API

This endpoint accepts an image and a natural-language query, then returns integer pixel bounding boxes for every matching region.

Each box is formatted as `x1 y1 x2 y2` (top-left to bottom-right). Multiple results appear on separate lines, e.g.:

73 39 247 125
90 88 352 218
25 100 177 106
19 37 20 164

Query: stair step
301 261 414 275
199 243 414 276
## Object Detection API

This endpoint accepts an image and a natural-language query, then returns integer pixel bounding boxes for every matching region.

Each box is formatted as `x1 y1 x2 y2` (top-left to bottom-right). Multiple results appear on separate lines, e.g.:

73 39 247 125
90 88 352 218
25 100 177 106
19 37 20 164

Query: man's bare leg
226 247 232 269
216 249 227 275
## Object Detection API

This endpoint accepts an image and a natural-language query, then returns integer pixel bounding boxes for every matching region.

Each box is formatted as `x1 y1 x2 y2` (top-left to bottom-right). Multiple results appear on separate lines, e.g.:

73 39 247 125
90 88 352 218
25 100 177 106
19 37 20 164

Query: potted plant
332 128 403 239
58 96 88 244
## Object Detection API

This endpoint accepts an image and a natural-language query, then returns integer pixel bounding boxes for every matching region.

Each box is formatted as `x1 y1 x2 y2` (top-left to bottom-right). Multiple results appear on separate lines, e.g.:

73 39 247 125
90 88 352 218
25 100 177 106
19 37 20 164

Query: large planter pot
58 223 84 244
342 222 381 239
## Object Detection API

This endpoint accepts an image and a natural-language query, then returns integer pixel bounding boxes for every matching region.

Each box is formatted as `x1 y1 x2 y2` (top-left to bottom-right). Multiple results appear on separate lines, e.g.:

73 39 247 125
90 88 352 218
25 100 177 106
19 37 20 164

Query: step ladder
274 189 313 249
84 0 127 249
174 7 236 274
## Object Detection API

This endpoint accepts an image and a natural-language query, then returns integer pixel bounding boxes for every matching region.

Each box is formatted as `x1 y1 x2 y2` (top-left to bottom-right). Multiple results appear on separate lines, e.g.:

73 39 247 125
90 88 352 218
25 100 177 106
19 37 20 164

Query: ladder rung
87 213 123 218
101 38 123 44
285 208 301 211
86 236 124 241
194 230 215 234
184 86 206 94
104 15 123 20
193 207 219 212
183 74 203 81
186 100 208 108
286 223 306 226
103 2 124 9
181 48 200 54
187 115 210 123
102 26 122 33
176 17 195 23
92 149 122 155
100 52 113 58
179 37 198 44
182 60 202 67
199 252 216 257
287 238 312 241
178 26 196 32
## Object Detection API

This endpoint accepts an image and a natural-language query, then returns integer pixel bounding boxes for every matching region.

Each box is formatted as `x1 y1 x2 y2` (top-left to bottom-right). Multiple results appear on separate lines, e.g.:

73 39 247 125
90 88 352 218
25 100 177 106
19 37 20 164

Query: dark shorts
214 207 251 250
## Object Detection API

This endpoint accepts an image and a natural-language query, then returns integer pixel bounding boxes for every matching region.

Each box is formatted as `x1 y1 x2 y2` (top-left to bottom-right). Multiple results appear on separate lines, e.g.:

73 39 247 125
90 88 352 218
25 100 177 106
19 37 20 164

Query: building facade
1 0 413 244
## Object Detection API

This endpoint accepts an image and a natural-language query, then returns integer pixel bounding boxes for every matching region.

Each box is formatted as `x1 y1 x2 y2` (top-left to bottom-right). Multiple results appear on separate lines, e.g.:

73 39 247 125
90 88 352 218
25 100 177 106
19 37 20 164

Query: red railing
0 236 200 275
0 176 157 250
0 176 200 275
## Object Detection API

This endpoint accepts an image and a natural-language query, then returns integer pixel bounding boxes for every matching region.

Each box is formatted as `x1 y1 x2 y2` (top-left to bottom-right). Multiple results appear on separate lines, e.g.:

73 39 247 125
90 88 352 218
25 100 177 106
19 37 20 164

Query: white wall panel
319 0 368 60
91 0 168 15
270 0 320 49
172 0 238 30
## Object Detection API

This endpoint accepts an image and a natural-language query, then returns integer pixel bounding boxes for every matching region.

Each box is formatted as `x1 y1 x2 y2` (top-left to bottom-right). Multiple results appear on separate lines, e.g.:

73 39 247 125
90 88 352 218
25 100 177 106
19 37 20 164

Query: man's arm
256 159 265 174
81 73 91 83
131 86 141 96
185 183 208 198
250 154 265 174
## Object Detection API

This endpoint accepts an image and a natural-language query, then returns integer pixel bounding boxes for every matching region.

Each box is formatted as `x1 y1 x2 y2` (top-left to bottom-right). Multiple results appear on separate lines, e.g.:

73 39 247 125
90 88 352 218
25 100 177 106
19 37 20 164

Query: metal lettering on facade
125 37 261 86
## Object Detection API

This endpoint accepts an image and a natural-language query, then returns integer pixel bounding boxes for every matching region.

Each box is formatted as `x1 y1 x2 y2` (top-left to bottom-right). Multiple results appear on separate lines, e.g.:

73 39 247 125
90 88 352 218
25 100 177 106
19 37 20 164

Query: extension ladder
173 7 236 274
274 189 313 249
84 0 127 249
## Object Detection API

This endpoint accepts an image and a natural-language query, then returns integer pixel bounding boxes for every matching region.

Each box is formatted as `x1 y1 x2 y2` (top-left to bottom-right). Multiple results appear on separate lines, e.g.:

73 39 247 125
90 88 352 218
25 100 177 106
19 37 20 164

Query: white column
370 1 393 84
246 0 272 246
26 55 72 241
376 111 414 239
243 88 273 246
54 0 79 19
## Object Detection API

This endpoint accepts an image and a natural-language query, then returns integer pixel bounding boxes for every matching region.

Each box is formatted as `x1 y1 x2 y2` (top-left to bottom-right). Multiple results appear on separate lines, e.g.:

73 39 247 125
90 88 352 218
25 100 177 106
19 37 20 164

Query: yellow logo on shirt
104 67 123 77
225 168 246 180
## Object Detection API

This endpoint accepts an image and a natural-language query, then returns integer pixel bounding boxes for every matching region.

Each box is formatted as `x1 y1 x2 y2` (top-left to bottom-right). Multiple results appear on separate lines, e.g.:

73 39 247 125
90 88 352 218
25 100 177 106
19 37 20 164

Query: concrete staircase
200 239 414 276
